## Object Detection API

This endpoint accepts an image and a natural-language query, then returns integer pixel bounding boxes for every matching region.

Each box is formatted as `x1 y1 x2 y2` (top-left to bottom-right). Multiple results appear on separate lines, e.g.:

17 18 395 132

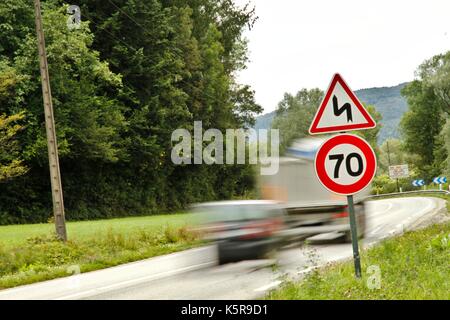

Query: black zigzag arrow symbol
332 95 353 122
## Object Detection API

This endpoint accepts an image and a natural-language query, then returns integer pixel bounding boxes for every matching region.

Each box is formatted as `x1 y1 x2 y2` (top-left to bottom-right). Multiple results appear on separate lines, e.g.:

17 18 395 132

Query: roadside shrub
429 233 450 251
0 225 202 289
163 225 180 243
372 174 420 194
267 223 450 300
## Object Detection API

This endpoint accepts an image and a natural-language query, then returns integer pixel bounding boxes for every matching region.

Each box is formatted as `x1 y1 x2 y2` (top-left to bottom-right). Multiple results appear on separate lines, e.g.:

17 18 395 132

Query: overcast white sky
233 0 450 113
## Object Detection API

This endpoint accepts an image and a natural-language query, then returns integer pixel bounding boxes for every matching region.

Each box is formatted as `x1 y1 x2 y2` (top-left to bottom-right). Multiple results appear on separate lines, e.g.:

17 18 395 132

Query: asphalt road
0 196 445 300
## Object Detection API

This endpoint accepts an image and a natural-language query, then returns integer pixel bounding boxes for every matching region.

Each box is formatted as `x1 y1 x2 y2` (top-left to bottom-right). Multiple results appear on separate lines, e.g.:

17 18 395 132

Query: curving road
0 196 446 300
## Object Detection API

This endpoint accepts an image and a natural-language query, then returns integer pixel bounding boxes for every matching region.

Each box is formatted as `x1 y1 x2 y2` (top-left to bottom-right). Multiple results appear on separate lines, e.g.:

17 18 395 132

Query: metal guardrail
367 189 450 199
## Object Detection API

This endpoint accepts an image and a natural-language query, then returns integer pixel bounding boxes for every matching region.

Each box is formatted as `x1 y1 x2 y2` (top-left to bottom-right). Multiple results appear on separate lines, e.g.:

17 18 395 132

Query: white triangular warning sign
309 73 376 134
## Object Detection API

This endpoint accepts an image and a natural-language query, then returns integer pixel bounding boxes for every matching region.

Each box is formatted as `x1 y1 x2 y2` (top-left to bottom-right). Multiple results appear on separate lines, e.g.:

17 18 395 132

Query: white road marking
297 266 315 274
368 224 385 235
370 203 393 216
254 281 281 292
54 261 215 300
253 266 318 294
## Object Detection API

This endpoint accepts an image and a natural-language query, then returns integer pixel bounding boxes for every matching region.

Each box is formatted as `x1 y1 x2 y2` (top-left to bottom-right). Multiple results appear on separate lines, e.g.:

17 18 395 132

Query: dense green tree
0 0 35 59
0 111 27 182
417 52 450 178
71 0 261 213
416 51 450 111
400 80 445 178
0 2 131 222
441 118 450 177
378 138 421 174
271 89 323 153
399 50 450 179
0 0 261 224
355 104 382 154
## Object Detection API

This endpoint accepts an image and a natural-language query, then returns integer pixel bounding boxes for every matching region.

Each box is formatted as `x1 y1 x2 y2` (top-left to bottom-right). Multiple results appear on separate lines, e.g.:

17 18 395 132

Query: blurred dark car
193 200 286 265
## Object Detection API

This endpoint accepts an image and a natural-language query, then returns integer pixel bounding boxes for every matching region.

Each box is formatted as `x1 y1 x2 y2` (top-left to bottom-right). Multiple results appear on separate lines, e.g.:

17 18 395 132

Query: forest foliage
0 0 262 224
400 51 450 181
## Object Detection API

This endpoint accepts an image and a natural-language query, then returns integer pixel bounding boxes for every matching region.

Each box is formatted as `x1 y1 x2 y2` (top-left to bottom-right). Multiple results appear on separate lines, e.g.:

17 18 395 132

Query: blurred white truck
259 136 369 242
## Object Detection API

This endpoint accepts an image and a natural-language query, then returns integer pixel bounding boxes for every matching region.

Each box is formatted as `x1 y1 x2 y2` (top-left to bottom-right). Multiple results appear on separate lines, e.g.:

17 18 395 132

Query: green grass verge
266 222 450 300
0 213 195 248
0 213 203 289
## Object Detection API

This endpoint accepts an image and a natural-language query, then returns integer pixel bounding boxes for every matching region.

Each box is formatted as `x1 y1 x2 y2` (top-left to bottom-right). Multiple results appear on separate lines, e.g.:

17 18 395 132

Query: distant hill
254 111 276 131
253 82 409 144
355 83 409 142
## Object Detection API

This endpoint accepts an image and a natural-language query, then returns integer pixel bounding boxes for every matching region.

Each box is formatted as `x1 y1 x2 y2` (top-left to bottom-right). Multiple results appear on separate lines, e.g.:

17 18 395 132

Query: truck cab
259 136 369 243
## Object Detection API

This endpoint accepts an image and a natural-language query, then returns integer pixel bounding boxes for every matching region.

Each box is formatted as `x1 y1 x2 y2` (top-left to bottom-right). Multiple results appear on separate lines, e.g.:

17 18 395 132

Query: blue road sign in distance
433 177 447 184
412 179 425 187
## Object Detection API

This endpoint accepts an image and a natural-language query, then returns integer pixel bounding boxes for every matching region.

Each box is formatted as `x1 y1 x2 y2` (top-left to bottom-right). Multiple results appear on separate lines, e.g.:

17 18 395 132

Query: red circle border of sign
315 134 377 195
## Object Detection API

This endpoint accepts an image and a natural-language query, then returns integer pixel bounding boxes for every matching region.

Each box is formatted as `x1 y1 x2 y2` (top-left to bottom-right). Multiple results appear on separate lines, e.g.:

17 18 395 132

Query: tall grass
0 225 202 289
266 222 450 300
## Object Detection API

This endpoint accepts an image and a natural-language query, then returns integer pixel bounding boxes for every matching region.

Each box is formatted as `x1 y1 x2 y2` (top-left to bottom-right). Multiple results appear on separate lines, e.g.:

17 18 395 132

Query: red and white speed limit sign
314 134 376 195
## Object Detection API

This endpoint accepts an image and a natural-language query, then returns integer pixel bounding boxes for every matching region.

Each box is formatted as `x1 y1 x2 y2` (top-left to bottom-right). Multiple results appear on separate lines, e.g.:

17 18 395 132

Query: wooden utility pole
386 140 391 166
33 0 67 241
386 140 399 192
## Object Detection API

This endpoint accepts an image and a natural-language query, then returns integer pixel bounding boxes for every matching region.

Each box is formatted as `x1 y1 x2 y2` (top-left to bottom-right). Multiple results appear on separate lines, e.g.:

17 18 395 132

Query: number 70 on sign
314 134 377 195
